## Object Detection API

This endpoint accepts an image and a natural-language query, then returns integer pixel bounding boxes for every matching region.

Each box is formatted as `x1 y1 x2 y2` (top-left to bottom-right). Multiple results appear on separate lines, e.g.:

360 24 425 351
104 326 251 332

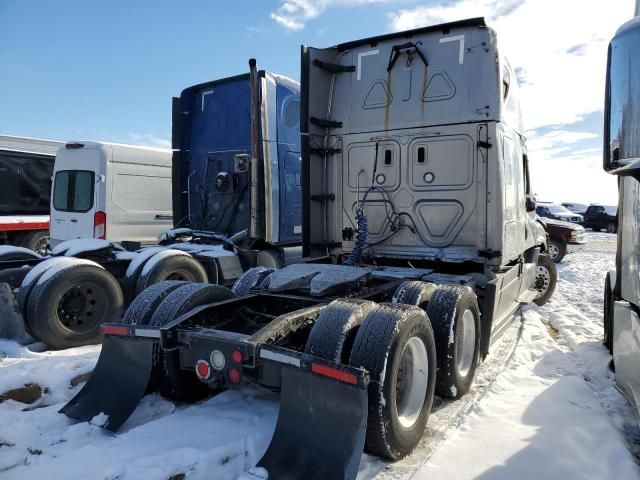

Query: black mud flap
60 336 154 431
258 357 368 480
0 282 33 344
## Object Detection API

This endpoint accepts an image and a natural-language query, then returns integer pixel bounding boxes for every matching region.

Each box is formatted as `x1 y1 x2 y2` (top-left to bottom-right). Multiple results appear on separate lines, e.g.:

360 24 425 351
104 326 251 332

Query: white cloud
271 0 392 31
125 133 171 149
388 0 630 130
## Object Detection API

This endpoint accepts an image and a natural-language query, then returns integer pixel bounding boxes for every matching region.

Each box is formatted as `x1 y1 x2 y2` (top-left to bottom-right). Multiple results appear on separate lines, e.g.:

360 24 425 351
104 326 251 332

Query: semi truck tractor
602 2 640 419
0 135 63 254
63 18 556 480
0 65 302 349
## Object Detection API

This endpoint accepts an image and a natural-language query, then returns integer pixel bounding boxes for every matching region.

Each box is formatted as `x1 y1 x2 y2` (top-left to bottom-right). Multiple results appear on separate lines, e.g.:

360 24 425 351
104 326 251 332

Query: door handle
70 219 78 223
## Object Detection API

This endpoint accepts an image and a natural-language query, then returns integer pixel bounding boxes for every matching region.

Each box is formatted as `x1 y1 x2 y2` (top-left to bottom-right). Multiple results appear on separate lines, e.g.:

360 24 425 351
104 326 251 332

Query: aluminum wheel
456 309 476 377
535 265 551 298
395 336 429 429
548 243 560 262
33 237 49 256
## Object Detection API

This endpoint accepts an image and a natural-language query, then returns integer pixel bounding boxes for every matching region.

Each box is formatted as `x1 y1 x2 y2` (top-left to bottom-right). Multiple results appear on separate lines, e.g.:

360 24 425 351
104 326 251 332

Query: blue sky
0 0 632 204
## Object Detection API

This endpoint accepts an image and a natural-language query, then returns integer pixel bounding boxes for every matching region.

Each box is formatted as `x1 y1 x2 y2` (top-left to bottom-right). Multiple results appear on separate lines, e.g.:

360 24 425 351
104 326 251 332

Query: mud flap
0 282 33 344
60 336 154 431
258 362 368 480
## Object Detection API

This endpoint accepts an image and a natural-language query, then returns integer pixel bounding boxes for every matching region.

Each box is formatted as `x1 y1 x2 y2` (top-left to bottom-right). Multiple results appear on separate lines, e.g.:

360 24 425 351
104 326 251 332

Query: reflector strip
134 328 161 338
101 325 129 336
260 348 301 367
311 363 358 385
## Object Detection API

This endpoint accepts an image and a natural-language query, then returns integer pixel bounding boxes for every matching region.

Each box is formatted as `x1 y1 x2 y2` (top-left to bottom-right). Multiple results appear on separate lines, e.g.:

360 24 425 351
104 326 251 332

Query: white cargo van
49 142 172 248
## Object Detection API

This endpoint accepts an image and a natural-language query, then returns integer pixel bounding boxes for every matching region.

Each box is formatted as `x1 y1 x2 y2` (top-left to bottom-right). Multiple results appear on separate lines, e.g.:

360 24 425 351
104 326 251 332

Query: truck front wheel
533 254 557 306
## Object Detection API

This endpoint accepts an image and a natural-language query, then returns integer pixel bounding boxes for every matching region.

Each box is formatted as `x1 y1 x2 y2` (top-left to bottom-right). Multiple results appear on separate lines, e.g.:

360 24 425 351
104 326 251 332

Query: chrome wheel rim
395 336 429 429
548 243 560 261
456 309 476 377
535 265 551 298
34 237 48 256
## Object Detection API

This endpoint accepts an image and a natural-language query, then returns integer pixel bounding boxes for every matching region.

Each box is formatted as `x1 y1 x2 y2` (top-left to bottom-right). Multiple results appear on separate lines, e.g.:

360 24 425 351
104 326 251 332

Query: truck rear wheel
392 281 437 308
349 303 436 460
122 247 167 303
304 298 375 363
18 230 49 256
533 254 557 306
26 263 123 349
149 283 236 402
135 251 207 298
122 280 188 326
0 245 42 262
426 285 481 398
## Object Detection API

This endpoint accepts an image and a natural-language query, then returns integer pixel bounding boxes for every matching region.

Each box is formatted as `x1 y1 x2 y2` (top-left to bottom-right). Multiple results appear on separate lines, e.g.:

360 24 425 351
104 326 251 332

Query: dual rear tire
304 282 481 460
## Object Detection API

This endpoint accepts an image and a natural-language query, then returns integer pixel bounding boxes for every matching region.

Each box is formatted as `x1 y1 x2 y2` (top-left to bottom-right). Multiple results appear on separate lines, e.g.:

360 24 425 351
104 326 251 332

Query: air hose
343 208 368 266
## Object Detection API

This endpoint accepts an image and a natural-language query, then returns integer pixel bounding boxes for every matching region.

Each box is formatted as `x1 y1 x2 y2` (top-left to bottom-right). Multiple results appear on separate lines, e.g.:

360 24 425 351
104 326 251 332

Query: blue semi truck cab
171 70 302 250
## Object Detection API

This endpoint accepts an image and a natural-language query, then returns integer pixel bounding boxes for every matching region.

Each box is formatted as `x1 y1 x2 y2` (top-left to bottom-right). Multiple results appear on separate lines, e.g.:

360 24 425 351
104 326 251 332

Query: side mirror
526 197 536 213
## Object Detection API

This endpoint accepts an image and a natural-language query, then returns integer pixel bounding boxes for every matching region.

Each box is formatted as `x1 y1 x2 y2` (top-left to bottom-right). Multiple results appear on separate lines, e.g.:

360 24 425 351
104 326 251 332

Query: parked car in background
538 216 587 263
562 202 588 215
536 202 584 224
583 204 618 233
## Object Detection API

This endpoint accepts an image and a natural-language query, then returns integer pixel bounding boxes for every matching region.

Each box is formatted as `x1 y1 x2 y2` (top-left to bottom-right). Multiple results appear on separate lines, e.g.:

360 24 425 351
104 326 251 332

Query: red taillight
94 211 106 239
232 350 243 363
311 363 358 385
196 360 211 380
101 325 129 336
227 367 241 384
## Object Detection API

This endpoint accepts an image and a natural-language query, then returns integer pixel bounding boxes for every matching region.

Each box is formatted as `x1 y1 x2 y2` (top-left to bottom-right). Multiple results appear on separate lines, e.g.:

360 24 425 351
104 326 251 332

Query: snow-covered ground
0 232 639 480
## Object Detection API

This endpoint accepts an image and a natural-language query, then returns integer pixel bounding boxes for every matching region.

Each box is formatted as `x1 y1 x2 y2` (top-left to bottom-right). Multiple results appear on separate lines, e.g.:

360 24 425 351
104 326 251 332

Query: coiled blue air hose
343 208 368 266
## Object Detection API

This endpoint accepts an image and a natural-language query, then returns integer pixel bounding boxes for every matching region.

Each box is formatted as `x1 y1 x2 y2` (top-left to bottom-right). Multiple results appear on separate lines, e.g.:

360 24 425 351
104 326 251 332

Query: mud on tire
426 285 481 399
26 263 123 349
349 303 436 460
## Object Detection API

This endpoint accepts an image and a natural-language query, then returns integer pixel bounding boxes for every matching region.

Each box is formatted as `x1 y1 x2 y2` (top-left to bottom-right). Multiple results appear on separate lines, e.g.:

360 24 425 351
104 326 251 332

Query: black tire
606 222 617 234
122 247 167 303
604 273 615 354
122 280 189 326
25 263 123 349
426 285 481 398
392 281 438 308
17 258 80 329
231 267 275 296
349 303 437 460
18 230 49 255
150 283 236 401
533 254 557 306
135 251 207 297
150 283 235 327
548 238 566 263
304 299 375 363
